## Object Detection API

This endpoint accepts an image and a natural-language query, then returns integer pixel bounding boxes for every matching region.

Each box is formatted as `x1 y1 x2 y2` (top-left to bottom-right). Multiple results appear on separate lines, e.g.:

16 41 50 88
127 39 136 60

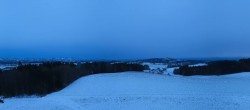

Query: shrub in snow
0 99 3 103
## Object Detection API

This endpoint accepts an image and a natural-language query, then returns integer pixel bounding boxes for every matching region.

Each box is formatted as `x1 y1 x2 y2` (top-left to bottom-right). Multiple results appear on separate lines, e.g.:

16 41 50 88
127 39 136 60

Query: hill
1 71 250 110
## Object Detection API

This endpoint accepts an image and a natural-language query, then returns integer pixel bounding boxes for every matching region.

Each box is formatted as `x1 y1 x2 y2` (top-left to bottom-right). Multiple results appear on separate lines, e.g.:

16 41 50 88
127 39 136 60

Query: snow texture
189 63 208 67
1 64 250 110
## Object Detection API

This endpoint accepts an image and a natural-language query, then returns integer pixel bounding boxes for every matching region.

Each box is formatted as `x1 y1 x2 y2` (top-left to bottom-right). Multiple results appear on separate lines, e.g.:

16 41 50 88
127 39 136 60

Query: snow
0 65 17 70
1 71 250 109
143 63 167 70
143 63 168 74
189 63 208 67
163 67 179 76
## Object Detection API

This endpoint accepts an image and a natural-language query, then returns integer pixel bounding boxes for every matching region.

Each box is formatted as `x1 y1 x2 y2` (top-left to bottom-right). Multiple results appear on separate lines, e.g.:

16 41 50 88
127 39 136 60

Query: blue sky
0 0 250 59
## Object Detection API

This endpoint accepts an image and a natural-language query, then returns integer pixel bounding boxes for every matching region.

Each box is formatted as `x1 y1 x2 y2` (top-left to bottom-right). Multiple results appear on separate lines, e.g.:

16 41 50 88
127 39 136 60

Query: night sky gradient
1 0 250 59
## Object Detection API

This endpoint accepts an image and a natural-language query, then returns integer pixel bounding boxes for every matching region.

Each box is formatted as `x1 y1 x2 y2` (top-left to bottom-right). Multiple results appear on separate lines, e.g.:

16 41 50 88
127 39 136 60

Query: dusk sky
1 0 250 59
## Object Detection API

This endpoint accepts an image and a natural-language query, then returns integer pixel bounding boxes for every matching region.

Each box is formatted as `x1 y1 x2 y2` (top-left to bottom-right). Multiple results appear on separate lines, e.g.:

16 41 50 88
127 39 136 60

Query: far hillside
174 58 250 76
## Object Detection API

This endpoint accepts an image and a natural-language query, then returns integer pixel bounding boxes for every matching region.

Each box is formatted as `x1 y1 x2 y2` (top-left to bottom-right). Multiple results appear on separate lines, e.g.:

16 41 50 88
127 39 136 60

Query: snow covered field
0 65 17 70
1 71 250 110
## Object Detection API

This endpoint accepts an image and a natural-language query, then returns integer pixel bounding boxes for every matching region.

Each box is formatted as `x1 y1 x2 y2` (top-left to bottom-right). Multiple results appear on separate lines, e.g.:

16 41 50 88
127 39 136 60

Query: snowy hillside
1 70 250 110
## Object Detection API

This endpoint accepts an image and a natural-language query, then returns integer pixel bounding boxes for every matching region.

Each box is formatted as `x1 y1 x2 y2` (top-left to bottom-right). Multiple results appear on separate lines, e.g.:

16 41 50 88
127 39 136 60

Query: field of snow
1 71 250 109
189 63 208 67
0 65 17 70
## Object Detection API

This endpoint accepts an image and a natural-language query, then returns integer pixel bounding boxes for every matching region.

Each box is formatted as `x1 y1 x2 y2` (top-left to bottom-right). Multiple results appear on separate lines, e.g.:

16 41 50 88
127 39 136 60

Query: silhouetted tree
0 62 147 97
175 58 250 76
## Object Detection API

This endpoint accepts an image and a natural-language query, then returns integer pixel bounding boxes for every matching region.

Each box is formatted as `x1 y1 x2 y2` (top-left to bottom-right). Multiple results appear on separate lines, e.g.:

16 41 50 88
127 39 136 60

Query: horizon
0 56 249 61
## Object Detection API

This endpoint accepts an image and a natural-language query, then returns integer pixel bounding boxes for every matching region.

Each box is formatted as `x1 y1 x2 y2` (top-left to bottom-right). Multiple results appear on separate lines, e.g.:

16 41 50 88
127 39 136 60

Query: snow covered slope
1 72 250 110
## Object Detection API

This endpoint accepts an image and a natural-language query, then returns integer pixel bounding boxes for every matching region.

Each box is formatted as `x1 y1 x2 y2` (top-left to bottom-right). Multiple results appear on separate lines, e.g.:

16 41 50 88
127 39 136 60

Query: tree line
174 58 250 76
0 62 148 97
